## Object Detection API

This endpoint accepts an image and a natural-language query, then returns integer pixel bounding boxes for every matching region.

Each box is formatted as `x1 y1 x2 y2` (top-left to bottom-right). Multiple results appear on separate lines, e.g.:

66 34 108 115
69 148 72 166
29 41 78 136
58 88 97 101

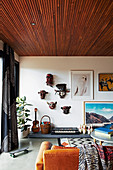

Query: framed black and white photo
70 70 93 100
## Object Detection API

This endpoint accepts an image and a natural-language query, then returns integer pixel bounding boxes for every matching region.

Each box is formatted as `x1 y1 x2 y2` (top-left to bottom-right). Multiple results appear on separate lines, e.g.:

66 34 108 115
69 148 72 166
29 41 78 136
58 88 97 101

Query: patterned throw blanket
79 144 113 170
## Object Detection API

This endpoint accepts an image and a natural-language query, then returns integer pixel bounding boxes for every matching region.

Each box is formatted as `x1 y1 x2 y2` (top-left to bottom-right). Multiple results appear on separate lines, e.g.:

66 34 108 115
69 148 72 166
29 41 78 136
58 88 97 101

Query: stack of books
94 127 113 138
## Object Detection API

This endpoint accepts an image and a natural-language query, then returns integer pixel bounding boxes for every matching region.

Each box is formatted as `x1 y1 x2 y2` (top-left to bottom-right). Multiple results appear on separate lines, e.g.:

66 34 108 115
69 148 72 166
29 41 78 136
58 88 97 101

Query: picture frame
70 70 93 100
84 101 113 126
98 73 113 92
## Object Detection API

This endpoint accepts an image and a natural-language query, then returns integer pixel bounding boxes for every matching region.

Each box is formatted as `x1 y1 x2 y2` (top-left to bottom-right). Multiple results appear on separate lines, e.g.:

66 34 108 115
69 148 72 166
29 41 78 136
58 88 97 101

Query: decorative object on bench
55 83 70 98
32 108 40 133
61 106 71 114
51 127 80 135
47 101 57 109
87 125 91 134
79 124 83 133
38 90 48 99
46 73 54 87
16 96 32 138
10 147 29 158
83 124 87 134
40 115 51 134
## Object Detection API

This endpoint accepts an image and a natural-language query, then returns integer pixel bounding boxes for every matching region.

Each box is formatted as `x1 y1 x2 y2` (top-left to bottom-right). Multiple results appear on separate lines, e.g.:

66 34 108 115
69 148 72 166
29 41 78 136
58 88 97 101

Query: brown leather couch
35 141 79 170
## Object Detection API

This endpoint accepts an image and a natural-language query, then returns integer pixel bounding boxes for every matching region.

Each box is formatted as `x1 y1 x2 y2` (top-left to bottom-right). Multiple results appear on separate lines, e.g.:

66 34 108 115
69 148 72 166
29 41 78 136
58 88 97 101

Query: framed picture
84 101 113 126
70 70 93 100
98 73 113 91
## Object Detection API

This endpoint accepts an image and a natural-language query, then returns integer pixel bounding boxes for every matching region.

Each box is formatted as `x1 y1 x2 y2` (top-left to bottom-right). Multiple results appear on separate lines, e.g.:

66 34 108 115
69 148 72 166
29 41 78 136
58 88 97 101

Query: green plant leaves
26 118 32 121
16 96 32 130
26 104 33 106
25 113 30 117
21 96 26 101
25 109 30 112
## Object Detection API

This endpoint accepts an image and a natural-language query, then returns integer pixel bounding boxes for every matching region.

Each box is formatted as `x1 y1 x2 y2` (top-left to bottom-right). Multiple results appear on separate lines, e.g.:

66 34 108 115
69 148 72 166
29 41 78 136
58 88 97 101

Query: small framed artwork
84 101 113 126
70 70 93 100
98 73 113 91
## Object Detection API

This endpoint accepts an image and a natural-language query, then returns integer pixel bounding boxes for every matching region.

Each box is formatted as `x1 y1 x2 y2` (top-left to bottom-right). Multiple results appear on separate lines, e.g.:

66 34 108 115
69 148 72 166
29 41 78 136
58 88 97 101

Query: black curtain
1 43 18 152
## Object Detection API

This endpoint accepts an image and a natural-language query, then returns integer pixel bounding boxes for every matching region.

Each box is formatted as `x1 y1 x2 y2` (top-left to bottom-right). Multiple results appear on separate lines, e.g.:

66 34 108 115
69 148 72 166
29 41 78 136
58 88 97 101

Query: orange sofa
35 141 79 170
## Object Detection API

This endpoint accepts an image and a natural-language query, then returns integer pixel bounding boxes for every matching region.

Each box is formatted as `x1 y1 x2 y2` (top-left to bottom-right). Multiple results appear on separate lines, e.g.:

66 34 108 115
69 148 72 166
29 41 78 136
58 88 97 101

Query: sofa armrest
35 141 52 170
35 161 43 170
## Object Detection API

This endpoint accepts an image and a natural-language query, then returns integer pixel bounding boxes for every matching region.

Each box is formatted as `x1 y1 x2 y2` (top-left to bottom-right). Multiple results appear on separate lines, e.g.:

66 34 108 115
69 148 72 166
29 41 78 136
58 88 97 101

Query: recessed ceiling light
31 22 36 26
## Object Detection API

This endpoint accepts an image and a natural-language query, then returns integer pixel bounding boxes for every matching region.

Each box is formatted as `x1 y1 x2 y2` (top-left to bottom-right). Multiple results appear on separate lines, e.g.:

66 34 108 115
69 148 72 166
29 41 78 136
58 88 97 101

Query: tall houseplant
16 96 32 136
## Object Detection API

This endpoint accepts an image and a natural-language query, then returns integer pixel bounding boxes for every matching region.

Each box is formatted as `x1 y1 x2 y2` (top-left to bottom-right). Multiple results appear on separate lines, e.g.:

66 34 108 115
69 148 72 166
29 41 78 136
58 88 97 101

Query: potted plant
16 96 33 138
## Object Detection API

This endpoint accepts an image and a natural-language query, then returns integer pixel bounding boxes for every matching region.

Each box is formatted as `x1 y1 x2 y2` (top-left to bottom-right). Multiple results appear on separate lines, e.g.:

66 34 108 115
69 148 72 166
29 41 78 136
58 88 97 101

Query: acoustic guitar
32 108 40 133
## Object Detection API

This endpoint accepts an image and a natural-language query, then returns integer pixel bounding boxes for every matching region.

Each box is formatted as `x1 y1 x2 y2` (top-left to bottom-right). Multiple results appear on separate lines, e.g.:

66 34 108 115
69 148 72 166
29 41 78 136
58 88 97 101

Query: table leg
100 141 103 145
94 138 96 143
94 138 103 145
58 138 61 146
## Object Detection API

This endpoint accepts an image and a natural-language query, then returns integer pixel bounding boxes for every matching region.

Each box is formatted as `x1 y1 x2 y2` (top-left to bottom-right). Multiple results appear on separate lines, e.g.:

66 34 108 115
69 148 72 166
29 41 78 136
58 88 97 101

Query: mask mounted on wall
46 74 53 87
55 84 69 98
47 102 57 109
61 106 71 114
38 90 48 99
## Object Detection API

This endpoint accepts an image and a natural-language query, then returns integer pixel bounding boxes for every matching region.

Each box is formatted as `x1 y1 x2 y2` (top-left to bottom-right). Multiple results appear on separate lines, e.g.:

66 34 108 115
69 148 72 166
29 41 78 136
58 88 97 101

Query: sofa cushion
51 145 78 150
43 149 79 170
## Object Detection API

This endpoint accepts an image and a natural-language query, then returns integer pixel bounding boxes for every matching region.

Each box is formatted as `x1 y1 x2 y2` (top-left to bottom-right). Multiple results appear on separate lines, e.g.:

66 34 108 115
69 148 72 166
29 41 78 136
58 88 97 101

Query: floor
0 138 58 170
1 137 112 170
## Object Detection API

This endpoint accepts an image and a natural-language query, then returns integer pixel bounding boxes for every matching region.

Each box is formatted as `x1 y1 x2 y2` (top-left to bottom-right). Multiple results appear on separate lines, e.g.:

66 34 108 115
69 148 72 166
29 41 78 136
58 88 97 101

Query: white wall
20 57 113 127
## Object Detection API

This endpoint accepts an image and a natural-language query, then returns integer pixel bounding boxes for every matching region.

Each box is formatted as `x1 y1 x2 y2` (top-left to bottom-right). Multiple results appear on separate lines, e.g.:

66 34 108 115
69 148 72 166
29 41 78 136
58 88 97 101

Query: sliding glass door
0 52 3 148
0 51 19 150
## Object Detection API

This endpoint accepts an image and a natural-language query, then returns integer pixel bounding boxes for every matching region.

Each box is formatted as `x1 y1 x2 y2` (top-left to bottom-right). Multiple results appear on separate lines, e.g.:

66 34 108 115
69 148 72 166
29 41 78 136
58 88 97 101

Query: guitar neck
35 111 37 121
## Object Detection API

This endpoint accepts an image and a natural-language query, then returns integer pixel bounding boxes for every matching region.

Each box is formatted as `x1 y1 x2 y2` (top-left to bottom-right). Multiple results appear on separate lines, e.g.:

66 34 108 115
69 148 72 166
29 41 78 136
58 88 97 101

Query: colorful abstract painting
99 73 113 91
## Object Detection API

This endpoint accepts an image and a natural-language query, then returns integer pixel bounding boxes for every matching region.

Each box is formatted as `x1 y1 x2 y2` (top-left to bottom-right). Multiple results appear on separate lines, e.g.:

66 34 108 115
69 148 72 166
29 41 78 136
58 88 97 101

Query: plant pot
18 128 30 139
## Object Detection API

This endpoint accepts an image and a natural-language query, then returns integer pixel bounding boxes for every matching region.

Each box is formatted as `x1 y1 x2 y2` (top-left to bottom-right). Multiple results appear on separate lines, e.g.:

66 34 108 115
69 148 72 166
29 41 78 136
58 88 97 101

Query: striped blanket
79 144 113 170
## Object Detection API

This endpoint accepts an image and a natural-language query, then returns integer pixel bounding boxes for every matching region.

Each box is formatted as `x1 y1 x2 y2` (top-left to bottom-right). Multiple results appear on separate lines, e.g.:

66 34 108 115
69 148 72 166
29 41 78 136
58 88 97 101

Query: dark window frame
0 50 3 151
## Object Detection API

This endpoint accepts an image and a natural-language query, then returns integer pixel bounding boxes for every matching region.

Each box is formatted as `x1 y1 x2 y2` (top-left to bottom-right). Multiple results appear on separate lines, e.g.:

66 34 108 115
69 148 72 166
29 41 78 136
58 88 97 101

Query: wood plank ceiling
0 0 113 56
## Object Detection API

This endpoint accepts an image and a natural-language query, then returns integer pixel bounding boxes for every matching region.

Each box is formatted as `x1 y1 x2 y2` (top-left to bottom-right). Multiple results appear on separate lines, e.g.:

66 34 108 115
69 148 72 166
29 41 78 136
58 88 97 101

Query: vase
18 128 30 139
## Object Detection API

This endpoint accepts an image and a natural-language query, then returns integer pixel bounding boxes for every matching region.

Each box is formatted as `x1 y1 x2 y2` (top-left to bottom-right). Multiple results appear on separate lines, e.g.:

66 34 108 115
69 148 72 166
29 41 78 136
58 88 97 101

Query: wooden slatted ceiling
1 0 113 56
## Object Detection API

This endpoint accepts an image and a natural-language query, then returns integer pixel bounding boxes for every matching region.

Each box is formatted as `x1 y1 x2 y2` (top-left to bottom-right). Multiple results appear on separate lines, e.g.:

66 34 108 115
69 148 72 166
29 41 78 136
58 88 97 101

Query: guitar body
32 120 39 133
32 108 40 133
